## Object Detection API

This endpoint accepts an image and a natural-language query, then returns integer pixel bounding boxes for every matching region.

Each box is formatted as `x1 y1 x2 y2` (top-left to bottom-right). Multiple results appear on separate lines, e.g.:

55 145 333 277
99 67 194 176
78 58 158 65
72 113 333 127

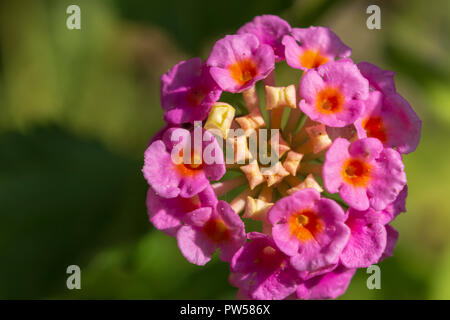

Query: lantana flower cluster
142 15 421 300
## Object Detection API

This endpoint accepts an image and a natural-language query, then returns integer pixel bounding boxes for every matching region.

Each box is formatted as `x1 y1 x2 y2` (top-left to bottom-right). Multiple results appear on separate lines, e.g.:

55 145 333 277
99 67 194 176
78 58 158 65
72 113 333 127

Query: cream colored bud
306 123 332 154
287 174 323 195
243 197 273 221
265 85 297 110
262 162 290 187
240 160 265 190
283 151 304 176
235 108 266 134
226 135 251 163
204 102 236 138
269 131 291 158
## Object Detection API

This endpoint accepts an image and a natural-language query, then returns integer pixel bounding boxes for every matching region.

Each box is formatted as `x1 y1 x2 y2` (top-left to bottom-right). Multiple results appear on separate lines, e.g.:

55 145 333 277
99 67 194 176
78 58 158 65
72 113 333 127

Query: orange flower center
203 219 230 243
341 158 372 187
175 150 203 176
300 49 329 69
316 87 344 114
288 210 324 243
362 116 387 143
229 58 258 85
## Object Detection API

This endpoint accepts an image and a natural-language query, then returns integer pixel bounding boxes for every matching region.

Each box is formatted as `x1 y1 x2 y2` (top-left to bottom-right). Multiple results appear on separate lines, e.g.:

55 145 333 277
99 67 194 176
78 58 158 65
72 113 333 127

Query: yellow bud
204 102 236 138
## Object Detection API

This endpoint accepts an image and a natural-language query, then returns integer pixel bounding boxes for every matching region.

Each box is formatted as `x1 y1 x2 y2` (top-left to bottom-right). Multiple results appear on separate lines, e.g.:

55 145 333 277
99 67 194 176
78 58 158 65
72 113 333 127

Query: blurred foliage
0 0 449 299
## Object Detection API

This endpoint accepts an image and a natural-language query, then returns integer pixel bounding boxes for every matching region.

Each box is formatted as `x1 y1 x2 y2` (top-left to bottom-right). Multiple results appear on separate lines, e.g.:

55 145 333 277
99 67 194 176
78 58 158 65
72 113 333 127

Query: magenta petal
317 59 369 101
230 232 298 300
282 35 304 69
177 225 216 266
368 148 407 211
381 225 399 260
209 67 240 92
379 185 408 224
268 188 320 224
357 61 396 95
299 68 326 101
382 93 422 154
143 140 184 198
202 130 226 181
348 137 383 161
183 207 212 227
296 265 356 300
291 27 352 60
290 222 349 272
341 208 387 268
146 188 182 236
340 184 370 211
216 201 246 262
238 15 291 61
271 223 300 257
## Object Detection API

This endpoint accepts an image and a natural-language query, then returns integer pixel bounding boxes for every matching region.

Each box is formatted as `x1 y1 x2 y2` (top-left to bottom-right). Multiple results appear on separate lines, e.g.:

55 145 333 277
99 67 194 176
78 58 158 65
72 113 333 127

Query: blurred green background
0 0 449 299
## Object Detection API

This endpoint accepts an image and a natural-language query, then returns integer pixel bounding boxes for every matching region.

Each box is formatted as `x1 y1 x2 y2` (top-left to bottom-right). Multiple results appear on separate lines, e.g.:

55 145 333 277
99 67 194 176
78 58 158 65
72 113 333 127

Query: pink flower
206 34 275 92
355 91 421 154
323 137 407 211
340 207 388 268
357 61 396 95
237 15 291 62
299 59 369 127
161 58 222 124
283 26 351 71
296 264 356 300
177 201 246 265
230 232 299 300
142 127 225 198
146 184 218 236
267 189 350 272
339 187 405 267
